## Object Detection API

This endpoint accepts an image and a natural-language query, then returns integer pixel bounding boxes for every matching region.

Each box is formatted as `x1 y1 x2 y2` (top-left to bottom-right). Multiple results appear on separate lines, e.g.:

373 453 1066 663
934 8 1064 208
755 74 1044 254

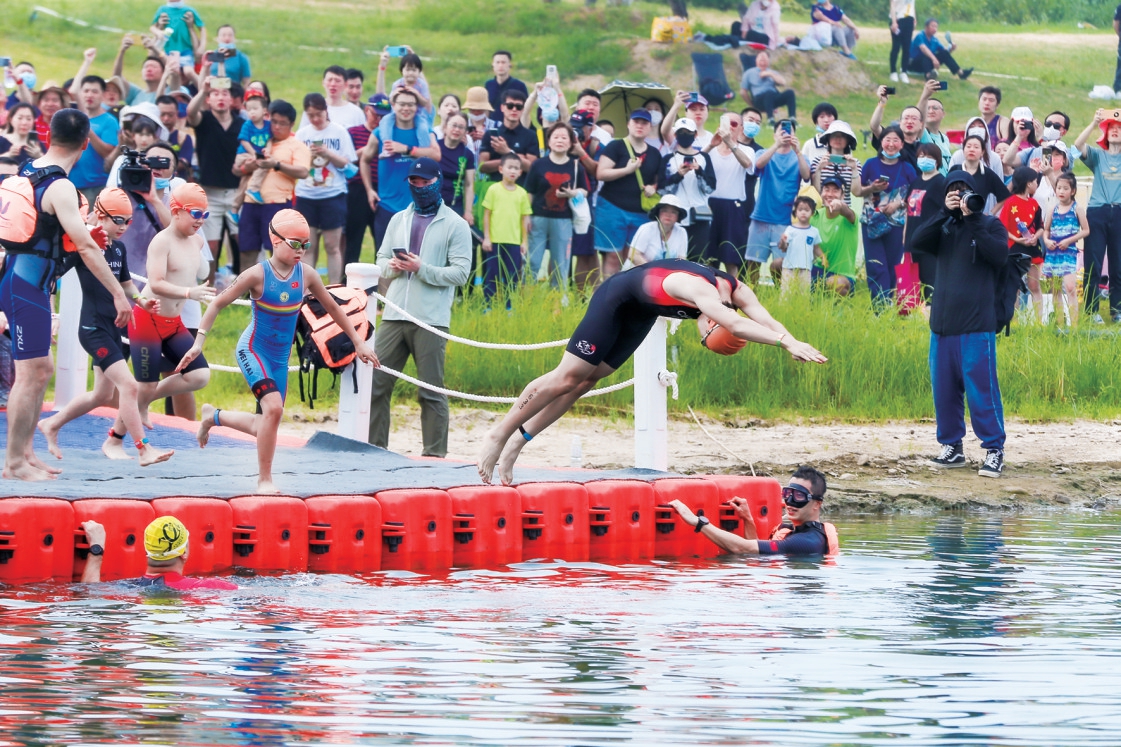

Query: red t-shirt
1000 194 1043 259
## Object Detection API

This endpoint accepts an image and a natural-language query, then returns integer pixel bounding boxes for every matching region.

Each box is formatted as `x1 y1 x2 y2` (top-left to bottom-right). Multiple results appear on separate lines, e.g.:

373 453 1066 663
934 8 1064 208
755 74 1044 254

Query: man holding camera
910 171 1009 478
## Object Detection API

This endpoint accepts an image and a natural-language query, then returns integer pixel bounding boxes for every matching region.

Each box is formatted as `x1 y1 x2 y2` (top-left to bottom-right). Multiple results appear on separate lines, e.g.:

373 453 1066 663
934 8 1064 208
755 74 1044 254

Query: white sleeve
669 226 688 259
630 223 657 262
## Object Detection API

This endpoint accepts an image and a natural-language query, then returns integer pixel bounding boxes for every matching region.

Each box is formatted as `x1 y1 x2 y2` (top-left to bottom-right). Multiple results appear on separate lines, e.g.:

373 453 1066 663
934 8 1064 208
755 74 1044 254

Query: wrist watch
273 162 282 171
694 516 711 533
88 544 104 556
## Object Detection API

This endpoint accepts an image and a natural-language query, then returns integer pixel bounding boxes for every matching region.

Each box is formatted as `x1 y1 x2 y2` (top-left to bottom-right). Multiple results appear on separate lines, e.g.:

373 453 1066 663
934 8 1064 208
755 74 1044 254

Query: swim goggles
105 214 133 226
187 209 210 220
782 484 821 508
270 224 311 250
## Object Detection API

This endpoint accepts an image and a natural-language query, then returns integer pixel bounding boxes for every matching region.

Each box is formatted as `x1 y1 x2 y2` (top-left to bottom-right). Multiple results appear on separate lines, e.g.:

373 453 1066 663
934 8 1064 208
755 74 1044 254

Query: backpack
994 252 1033 336
0 165 68 257
294 285 374 408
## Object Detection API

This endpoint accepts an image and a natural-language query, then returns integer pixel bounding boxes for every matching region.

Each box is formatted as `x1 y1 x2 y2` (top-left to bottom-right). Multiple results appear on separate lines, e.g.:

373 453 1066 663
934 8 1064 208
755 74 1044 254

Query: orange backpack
0 165 75 259
294 284 374 408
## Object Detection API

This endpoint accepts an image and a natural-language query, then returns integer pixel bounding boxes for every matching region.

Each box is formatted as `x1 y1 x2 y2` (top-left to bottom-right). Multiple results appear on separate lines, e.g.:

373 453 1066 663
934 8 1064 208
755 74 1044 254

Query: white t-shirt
782 224 822 270
299 102 365 131
294 122 358 200
631 221 688 263
709 145 755 200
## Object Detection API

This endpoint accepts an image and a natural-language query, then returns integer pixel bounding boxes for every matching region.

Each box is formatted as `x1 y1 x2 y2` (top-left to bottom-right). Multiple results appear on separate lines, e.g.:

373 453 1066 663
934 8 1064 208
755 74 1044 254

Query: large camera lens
962 190 986 213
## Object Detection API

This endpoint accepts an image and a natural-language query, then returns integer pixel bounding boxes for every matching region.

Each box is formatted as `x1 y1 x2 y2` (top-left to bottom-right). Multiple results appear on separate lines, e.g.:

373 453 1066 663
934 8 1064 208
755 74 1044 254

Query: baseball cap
629 109 652 123
672 117 697 133
820 174 845 190
1010 106 1033 123
409 157 441 181
569 109 595 128
686 93 709 107
144 516 189 561
367 93 391 114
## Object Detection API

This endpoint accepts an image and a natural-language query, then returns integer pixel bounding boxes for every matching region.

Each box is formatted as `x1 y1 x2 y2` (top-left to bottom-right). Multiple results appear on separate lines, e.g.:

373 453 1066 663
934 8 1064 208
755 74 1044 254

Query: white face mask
1043 126 1061 141
648 110 663 127
967 126 987 139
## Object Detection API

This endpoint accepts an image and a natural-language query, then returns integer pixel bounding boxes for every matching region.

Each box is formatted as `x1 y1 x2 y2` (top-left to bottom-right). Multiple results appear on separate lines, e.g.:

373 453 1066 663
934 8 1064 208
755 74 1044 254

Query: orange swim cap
699 316 747 356
269 208 310 244
169 182 209 213
93 188 134 219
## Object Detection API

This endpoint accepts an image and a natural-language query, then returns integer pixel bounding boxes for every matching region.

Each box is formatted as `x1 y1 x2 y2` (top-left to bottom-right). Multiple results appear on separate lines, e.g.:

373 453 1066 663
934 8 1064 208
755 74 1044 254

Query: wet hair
269 99 298 123
499 152 522 168
1010 166 1040 196
811 102 838 125
323 65 347 79
793 195 817 214
978 85 1002 104
577 88 601 103
916 142 942 161
80 75 106 91
1054 172 1077 193
303 92 328 112
399 53 423 72
345 68 364 82
792 465 827 498
145 140 178 167
49 108 90 149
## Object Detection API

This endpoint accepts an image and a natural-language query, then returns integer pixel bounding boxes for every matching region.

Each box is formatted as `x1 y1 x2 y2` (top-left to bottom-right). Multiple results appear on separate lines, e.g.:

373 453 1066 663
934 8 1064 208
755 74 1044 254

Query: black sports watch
88 544 104 556
694 516 711 533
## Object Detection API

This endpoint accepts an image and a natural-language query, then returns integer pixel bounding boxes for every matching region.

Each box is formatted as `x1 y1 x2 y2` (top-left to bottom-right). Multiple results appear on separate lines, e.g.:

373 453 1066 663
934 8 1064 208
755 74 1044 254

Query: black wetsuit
76 239 130 371
757 522 830 555
565 258 737 369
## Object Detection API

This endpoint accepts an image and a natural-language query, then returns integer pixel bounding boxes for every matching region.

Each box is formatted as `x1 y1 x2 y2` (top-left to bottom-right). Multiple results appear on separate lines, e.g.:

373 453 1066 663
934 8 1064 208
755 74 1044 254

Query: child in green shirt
481 153 533 302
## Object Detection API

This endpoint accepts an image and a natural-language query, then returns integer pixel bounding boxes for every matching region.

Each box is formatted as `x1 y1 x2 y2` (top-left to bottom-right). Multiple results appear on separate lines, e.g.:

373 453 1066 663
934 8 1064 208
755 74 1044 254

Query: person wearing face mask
643 98 668 152
660 118 716 264
904 142 948 305
369 157 471 458
1004 111 1080 172
950 117 1003 174
869 87 927 169
737 107 766 221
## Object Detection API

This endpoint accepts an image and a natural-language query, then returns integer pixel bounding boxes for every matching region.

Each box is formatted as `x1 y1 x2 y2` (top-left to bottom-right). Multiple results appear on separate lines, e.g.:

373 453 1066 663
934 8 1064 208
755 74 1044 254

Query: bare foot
26 451 62 475
496 434 528 486
101 436 134 460
139 405 153 430
476 429 508 484
138 444 174 466
37 416 63 460
256 480 280 495
3 461 56 481
197 404 215 448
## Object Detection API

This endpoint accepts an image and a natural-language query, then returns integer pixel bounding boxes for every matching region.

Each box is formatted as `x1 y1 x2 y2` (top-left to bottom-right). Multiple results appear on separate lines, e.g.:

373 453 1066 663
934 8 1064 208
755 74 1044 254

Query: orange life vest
770 522 840 555
0 165 85 259
295 284 374 408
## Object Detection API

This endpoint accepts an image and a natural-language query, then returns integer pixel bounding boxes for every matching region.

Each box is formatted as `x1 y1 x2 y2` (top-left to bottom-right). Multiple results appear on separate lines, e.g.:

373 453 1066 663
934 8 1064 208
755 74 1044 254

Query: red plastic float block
304 494 383 573
514 483 590 562
446 486 522 569
71 499 156 582
584 480 655 562
150 497 233 576
0 498 75 583
373 489 453 572
652 478 723 559
702 476 784 540
228 496 308 573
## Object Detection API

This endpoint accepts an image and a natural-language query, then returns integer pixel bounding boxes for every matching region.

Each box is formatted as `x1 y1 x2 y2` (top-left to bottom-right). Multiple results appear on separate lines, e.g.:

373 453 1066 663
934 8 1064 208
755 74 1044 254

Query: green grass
11 0 1121 421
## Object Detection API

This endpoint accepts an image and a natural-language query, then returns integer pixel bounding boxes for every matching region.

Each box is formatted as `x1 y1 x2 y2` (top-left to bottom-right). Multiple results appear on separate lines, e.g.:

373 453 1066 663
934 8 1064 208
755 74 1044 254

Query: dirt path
282 409 1121 511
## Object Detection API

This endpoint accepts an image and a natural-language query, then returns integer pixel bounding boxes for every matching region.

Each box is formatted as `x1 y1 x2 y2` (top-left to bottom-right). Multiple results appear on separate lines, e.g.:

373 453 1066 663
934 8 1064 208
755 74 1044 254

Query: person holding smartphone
810 120 859 205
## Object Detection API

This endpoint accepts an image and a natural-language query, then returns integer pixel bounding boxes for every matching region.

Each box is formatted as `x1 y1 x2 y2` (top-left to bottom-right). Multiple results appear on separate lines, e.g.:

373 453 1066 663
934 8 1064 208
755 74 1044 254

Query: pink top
743 0 782 49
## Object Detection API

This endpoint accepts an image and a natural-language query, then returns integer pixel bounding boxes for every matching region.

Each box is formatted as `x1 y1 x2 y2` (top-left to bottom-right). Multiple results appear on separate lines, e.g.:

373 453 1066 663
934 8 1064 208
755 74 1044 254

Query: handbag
570 160 591 235
624 138 661 212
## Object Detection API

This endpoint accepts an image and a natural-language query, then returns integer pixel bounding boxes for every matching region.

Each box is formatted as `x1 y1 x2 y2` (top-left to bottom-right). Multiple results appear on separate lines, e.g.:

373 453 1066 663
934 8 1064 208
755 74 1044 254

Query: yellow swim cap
144 516 189 561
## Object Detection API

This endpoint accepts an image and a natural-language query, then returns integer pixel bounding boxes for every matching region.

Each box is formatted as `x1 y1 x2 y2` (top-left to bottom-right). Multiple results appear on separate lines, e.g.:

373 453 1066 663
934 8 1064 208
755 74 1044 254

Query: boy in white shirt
778 195 822 291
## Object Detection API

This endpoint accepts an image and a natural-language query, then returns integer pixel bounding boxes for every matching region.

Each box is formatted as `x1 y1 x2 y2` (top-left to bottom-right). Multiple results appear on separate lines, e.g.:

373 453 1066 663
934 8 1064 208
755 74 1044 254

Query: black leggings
890 16 915 73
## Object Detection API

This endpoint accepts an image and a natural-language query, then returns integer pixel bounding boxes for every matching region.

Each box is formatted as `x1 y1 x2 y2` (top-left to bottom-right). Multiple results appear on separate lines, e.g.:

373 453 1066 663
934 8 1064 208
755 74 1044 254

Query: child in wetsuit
178 209 378 494
37 189 174 466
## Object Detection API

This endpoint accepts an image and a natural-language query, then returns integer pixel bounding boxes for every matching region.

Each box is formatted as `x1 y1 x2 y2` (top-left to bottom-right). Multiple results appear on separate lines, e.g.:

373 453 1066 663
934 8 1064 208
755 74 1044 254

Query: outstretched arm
175 267 263 372
668 501 760 553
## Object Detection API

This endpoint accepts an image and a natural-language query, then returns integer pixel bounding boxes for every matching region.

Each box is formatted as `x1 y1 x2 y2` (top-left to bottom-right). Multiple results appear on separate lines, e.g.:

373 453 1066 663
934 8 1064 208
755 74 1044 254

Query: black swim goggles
782 483 822 508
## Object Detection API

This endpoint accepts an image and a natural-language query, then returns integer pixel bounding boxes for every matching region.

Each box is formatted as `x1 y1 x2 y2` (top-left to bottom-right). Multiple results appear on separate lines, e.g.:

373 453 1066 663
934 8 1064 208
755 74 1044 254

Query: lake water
2 511 1120 746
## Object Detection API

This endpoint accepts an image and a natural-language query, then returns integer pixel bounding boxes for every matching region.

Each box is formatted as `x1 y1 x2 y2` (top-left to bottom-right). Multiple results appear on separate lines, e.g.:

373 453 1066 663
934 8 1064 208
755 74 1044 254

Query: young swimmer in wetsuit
477 258 828 484
38 189 174 465
120 183 215 432
177 209 379 494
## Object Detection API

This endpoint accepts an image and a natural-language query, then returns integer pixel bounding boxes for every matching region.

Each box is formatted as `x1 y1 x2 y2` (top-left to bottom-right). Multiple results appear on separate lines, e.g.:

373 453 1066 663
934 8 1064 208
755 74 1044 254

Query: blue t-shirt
812 3 845 22
375 126 421 214
210 51 251 83
751 149 802 225
70 112 119 189
151 5 205 57
237 119 271 155
910 32 944 58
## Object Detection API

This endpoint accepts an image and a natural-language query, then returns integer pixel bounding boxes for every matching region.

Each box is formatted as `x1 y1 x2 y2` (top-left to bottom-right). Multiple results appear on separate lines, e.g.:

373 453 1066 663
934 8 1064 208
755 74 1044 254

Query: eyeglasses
504 102 525 110
188 209 210 220
781 484 820 508
270 224 310 250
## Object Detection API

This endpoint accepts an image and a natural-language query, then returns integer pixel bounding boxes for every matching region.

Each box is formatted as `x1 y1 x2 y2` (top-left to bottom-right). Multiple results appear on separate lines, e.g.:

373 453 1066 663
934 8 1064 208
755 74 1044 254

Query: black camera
884 86 896 96
960 189 985 213
118 148 172 194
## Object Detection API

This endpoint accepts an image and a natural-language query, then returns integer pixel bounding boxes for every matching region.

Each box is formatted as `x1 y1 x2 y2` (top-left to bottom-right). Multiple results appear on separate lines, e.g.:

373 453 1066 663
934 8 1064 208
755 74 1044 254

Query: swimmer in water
476 258 827 485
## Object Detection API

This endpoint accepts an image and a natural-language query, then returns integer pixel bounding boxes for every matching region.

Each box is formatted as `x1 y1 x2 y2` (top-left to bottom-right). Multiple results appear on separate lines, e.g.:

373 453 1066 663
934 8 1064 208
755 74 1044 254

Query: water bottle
539 83 559 125
570 436 583 468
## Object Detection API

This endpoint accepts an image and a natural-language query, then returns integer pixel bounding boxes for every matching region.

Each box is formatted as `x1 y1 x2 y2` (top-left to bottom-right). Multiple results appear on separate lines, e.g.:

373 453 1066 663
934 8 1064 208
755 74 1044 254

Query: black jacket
911 172 1008 336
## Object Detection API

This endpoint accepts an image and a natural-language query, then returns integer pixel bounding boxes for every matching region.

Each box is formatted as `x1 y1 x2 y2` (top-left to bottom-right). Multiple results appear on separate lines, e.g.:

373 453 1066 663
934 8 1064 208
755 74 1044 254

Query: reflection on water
3 511 1121 746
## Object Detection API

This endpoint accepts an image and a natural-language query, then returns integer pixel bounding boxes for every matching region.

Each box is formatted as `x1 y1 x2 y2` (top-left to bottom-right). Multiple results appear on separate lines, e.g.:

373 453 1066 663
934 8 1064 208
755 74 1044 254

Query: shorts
565 272 658 370
296 193 348 231
1042 248 1079 279
240 202 291 255
202 186 240 241
745 220 788 263
706 197 749 267
128 306 208 383
571 222 597 257
811 265 856 290
0 255 54 361
79 321 126 372
236 331 290 403
594 198 647 255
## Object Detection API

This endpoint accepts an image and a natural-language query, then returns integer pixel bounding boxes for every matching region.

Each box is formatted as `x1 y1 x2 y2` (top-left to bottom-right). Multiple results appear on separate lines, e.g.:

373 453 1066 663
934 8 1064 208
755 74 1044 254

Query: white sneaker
901 72 910 84
889 72 899 82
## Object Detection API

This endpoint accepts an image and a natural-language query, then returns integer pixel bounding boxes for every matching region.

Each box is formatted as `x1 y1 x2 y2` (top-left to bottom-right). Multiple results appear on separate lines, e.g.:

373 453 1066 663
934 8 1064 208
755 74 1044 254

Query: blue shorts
594 199 647 255
295 193 347 231
745 220 788 263
0 255 54 361
811 265 856 290
236 329 289 403
1042 248 1079 279
240 202 291 254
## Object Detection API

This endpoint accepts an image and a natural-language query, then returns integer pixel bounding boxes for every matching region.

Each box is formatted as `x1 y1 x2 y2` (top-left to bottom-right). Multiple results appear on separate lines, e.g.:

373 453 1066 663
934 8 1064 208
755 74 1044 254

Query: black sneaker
959 67 974 80
930 441 966 468
978 449 1004 478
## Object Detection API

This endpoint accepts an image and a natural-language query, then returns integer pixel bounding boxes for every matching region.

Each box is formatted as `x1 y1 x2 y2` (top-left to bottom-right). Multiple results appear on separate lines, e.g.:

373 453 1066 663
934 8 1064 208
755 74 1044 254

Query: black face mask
410 177 444 216
676 132 696 148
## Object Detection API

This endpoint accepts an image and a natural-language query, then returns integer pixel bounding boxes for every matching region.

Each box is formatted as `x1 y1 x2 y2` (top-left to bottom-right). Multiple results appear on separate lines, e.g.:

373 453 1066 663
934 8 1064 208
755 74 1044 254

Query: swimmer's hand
113 295 132 328
354 342 379 368
80 520 107 548
666 499 700 527
781 337 827 364
174 342 203 374
140 297 160 314
89 225 109 250
726 496 758 539
188 284 216 304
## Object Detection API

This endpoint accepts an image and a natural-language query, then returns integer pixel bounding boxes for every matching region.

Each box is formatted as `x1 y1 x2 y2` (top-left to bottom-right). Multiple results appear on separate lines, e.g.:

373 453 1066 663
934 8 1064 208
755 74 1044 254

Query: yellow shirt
482 182 532 244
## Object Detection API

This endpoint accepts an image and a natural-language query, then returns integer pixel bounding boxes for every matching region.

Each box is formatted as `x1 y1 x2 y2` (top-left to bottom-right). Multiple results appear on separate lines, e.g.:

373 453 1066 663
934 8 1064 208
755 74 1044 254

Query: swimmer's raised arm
667 500 760 554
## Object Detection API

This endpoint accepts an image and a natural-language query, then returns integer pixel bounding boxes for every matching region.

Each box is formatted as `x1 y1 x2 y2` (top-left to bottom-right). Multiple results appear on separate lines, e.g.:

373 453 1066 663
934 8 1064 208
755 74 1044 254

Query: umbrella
596 80 674 133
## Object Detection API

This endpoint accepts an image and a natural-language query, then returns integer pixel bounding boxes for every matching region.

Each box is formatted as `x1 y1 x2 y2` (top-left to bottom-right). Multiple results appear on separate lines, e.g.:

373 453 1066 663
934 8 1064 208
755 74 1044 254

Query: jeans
890 16 914 73
483 243 524 301
753 89 797 120
929 331 1005 451
862 223 904 306
1084 204 1121 317
368 320 450 457
909 49 961 77
528 216 572 288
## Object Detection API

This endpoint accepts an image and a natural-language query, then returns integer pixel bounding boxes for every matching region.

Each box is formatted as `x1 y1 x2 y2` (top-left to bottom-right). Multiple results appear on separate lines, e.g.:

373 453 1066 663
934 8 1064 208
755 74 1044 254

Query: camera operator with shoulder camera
910 171 1009 478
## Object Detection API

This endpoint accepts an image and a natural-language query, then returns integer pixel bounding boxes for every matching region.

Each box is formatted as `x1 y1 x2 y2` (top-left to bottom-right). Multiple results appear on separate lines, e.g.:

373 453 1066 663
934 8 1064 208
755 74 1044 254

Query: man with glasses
479 90 538 186
668 466 839 555
917 79 951 172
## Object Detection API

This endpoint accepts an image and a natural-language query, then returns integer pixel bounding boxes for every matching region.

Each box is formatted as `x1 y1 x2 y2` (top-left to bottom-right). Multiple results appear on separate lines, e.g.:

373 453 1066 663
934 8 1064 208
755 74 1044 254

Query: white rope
377 365 634 404
372 292 569 350
120 336 298 374
687 405 756 476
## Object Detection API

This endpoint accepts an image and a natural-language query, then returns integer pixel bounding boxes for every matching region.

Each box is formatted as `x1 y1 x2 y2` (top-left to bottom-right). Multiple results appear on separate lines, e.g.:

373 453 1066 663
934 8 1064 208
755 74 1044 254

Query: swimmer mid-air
476 258 828 485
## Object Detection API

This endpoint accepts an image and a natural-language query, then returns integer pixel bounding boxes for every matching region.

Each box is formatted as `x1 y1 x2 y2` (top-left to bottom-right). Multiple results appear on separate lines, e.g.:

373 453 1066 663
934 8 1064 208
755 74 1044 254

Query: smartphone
211 77 232 90
683 154 695 164
780 120 793 134
206 50 224 64
884 86 896 96
546 64 557 79
392 248 410 260
875 176 891 186
688 91 700 104
387 45 409 57
937 80 949 91
829 154 845 165
1042 146 1054 158
0 56 11 68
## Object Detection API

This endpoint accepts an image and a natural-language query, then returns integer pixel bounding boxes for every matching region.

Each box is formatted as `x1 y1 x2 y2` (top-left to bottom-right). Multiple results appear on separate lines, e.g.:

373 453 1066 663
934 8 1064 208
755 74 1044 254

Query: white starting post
335 262 381 442
53 268 89 409
633 319 669 471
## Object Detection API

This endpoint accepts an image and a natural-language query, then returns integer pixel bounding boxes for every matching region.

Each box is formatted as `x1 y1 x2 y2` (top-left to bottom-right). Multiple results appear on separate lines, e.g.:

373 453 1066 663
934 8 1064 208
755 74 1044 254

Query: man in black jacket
910 171 1009 478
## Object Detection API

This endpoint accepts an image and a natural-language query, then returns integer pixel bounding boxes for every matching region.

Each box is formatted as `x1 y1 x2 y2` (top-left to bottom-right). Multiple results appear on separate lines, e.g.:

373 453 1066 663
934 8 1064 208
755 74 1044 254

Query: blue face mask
816 125 826 135
410 178 443 216
23 73 37 91
219 43 235 50
742 121 761 139
881 150 900 160
917 156 937 173
155 177 171 191
177 102 188 118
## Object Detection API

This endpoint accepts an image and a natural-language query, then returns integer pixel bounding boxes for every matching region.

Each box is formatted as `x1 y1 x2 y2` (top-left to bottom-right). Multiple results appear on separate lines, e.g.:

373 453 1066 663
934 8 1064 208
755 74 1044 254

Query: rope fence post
53 268 89 409
633 318 668 471
336 262 381 442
